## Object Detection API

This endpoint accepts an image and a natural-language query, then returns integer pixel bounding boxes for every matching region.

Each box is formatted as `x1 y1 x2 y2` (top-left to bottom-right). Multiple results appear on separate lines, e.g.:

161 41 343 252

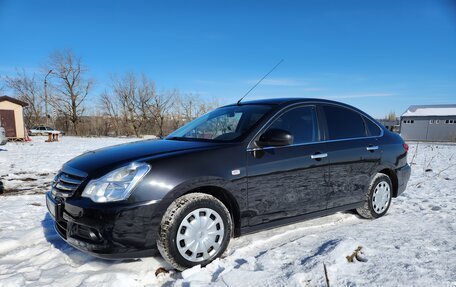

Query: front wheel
157 193 232 270
356 173 393 219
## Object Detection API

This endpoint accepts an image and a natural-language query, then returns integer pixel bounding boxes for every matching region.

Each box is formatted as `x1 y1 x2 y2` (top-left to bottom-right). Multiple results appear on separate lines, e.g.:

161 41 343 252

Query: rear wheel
157 193 232 270
356 173 393 219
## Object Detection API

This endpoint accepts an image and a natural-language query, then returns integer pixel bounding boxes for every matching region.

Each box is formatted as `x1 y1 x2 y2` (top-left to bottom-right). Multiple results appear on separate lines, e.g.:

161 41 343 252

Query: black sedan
46 98 411 270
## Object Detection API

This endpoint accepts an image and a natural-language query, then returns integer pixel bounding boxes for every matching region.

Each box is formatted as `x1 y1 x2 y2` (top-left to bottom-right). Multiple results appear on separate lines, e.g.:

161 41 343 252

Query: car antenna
237 59 284 105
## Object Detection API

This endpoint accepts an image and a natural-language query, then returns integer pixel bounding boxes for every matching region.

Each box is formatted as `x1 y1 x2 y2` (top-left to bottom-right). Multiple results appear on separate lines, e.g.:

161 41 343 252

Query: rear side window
322 105 366 140
364 117 381 136
267 106 319 144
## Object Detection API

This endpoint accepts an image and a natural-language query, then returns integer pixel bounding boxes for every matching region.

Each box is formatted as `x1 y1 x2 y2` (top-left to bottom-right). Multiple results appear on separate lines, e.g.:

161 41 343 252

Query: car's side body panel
246 144 330 225
241 201 363 235
130 144 247 211
323 138 382 208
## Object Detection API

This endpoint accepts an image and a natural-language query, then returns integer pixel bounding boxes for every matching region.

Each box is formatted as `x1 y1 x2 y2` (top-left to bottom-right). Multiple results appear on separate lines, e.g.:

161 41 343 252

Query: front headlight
82 162 151 203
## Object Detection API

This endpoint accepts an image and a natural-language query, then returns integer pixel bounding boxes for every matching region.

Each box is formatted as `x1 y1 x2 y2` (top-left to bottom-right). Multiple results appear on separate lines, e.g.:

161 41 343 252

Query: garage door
0 110 16 137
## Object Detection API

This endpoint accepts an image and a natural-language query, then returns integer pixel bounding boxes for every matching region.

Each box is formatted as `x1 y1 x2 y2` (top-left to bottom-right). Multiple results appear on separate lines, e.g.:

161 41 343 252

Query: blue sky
1 0 455 118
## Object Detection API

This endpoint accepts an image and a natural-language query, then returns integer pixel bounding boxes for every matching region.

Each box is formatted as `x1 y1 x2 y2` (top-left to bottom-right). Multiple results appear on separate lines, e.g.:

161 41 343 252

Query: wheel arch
182 186 241 237
160 177 242 238
378 168 399 197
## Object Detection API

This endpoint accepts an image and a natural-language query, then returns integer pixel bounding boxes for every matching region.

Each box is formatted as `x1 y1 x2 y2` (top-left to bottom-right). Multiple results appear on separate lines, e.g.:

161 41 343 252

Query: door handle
311 153 328 160
366 145 379 151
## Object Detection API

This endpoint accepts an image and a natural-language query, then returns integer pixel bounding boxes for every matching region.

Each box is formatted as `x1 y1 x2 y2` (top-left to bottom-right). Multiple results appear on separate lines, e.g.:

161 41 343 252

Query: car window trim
265 104 320 142
247 103 319 150
319 103 384 141
321 104 369 140
362 115 382 137
247 102 384 151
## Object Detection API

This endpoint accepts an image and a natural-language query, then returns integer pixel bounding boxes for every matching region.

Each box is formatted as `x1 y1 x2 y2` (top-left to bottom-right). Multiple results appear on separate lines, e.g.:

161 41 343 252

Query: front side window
322 105 366 140
266 106 319 144
166 105 273 142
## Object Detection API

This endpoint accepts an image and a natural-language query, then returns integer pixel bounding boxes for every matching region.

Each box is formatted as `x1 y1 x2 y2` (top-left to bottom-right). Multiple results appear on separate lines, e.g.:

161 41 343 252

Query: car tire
356 173 393 219
157 193 232 271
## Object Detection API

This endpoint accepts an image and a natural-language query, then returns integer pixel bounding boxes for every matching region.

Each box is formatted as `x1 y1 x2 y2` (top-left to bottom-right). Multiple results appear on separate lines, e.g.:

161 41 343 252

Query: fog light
89 230 102 241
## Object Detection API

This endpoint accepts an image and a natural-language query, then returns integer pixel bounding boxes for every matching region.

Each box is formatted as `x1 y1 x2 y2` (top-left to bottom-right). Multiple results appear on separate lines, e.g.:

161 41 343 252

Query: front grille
51 166 87 198
55 220 68 239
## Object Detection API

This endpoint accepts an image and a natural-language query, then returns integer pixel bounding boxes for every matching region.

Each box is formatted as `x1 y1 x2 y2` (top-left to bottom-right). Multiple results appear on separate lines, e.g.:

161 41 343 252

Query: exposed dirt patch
1 188 22 195
1 172 53 195
15 178 38 182
1 188 44 196
12 171 27 175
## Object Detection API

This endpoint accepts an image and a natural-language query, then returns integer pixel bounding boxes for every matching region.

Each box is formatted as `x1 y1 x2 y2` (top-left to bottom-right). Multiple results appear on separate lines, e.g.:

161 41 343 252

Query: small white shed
0 96 28 140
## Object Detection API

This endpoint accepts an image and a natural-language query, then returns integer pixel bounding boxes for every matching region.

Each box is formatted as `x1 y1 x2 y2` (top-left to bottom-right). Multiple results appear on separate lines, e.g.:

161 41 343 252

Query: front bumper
396 163 411 196
46 192 162 259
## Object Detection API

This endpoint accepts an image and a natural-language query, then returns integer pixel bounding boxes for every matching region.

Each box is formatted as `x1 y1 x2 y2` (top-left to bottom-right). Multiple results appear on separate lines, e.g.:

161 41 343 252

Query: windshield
166 105 273 142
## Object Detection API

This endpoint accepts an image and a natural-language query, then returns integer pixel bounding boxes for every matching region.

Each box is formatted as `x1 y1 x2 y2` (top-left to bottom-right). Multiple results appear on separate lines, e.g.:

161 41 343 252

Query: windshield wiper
166 137 198 142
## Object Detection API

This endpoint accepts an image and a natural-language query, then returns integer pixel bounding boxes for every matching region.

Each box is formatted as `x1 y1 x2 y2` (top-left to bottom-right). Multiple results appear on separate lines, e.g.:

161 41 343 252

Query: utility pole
44 69 52 125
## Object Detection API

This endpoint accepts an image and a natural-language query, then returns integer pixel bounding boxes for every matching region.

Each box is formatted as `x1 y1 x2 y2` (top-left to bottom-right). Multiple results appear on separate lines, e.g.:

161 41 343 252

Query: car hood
63 139 225 176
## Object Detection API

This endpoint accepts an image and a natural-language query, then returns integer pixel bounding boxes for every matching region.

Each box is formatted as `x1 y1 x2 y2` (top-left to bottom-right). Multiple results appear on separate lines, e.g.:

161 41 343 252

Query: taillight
403 143 409 152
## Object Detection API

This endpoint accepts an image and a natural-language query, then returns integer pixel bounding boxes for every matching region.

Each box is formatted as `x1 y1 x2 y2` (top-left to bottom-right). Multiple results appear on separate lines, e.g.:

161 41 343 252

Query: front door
0 110 16 137
246 105 331 226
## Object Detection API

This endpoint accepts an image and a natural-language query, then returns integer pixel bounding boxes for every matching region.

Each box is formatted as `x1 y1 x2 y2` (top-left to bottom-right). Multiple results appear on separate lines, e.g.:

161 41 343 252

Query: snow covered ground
0 137 455 286
0 136 139 195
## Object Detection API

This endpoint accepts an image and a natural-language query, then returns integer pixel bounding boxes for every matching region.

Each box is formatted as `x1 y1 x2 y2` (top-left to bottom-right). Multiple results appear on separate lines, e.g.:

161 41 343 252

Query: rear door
319 105 382 208
246 105 331 226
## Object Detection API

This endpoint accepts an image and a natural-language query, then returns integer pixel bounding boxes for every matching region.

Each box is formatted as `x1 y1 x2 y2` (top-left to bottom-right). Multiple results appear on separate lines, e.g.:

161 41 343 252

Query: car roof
224 97 349 107
221 97 380 123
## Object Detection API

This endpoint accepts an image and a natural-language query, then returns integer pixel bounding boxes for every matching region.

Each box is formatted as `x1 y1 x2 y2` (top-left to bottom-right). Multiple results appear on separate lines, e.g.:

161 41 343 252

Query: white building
400 104 456 142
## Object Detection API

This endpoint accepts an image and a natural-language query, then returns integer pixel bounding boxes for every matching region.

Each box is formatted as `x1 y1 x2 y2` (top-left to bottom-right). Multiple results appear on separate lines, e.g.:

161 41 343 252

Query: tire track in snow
227 212 359 259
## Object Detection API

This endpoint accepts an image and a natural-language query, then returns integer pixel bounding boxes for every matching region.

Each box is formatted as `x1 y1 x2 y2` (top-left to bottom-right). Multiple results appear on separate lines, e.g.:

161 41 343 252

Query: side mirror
256 128 293 147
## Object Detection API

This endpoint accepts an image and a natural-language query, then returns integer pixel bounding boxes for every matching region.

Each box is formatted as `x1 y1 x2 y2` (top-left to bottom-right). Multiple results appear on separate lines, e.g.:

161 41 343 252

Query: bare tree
0 78 5 94
384 111 397 121
114 73 141 137
198 96 220 115
100 91 122 136
108 73 156 137
152 89 176 137
47 50 93 135
181 93 204 120
169 93 219 133
171 93 203 128
4 69 43 127
169 93 184 130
